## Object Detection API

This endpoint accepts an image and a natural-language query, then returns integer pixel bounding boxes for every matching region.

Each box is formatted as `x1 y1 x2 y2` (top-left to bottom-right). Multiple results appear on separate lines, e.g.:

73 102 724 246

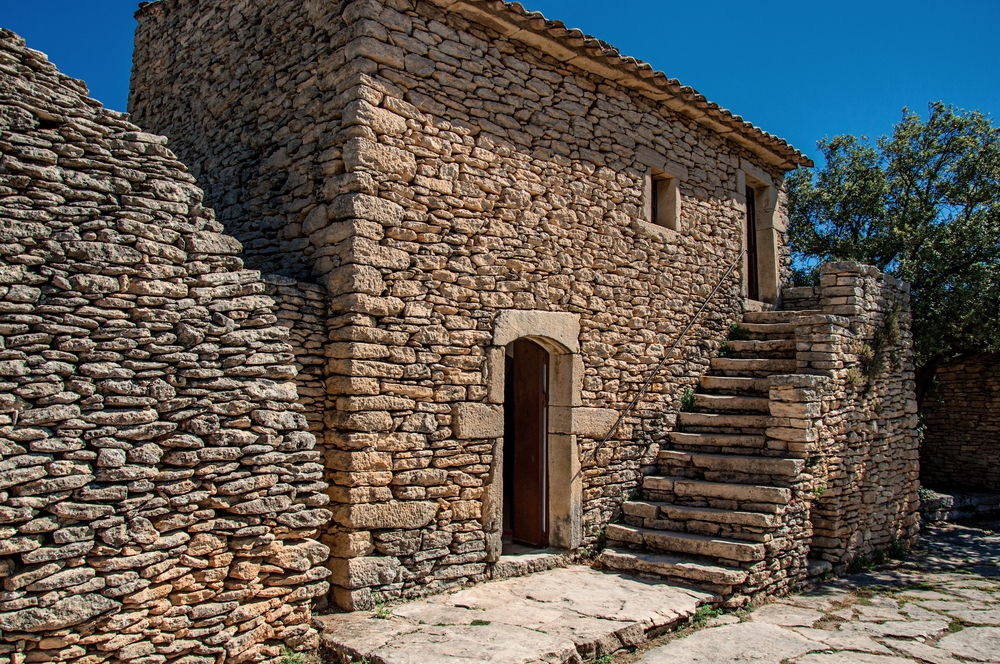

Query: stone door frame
481 310 590 558
738 160 782 305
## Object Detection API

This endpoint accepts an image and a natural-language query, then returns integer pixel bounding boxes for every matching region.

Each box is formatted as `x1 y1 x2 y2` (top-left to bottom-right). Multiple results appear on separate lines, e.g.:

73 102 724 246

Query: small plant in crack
681 388 698 413
728 321 751 341
690 605 723 629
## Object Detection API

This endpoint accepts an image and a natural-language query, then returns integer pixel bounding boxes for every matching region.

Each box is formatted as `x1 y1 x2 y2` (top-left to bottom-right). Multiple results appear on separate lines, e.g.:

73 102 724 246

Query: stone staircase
599 309 821 601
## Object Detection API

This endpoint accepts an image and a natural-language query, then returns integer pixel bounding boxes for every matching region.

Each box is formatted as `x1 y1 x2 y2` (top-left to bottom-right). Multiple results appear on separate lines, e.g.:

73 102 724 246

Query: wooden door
746 185 760 301
510 338 549 547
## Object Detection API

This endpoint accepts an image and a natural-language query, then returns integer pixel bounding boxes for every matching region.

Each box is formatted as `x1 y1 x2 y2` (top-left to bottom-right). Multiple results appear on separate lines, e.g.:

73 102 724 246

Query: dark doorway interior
502 338 550 552
746 185 760 301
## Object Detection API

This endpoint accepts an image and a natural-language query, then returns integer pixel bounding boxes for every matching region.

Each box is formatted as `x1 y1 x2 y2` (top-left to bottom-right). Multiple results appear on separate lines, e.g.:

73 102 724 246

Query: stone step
599 548 748 586
740 322 798 338
742 310 821 324
726 339 797 355
642 475 792 505
668 431 767 450
710 357 798 375
678 411 771 430
658 450 805 478
606 524 765 562
623 500 778 529
699 375 769 395
692 394 770 413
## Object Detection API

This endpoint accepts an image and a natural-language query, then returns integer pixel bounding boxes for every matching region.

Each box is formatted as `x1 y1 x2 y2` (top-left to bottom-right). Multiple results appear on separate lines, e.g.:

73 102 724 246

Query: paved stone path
316 566 712 663
315 519 1000 663
637 518 1000 664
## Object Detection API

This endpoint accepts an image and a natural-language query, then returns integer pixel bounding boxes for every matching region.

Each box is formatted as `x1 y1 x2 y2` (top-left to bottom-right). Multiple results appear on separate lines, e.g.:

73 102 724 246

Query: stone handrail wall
920 353 1000 493
779 263 919 568
0 31 329 664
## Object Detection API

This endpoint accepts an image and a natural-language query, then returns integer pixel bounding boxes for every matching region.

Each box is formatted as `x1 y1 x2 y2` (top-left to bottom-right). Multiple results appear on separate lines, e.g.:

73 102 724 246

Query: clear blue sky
2 0 998 164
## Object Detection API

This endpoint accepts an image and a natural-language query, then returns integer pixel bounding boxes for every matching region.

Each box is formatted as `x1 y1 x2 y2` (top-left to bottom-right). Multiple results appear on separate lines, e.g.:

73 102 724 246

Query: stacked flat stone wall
920 354 1000 493
780 263 919 568
130 0 804 609
0 31 329 664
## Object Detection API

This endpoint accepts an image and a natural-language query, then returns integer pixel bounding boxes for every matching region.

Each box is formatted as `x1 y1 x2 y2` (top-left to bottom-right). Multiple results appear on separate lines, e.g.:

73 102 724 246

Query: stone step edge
606 524 766 562
642 475 793 505
599 548 749 586
622 500 778 528
657 449 804 477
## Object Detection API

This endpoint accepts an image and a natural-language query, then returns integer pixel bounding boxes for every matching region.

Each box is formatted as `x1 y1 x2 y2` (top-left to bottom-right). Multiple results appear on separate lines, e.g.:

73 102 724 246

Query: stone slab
317 565 710 663
638 622 820 663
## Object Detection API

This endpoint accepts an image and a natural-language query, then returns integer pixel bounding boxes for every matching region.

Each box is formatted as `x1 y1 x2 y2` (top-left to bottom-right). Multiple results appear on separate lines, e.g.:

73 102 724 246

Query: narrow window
649 169 680 231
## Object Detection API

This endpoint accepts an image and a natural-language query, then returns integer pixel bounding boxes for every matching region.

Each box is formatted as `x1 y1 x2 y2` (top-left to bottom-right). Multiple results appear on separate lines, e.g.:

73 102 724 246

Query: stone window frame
648 170 681 231
738 159 782 305
632 146 689 243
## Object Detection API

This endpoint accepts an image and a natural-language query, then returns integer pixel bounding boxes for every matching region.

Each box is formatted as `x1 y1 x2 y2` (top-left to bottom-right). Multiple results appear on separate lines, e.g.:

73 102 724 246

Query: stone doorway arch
481 310 615 561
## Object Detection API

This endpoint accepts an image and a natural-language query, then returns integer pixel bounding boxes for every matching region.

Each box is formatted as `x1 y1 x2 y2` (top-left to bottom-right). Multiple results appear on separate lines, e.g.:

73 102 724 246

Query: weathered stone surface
0 594 120 632
639 622 819 663
331 502 438 530
0 29 327 664
451 402 504 440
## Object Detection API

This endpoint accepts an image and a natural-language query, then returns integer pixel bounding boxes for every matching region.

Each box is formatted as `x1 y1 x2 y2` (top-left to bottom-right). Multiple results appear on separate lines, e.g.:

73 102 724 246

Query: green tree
787 103 1000 401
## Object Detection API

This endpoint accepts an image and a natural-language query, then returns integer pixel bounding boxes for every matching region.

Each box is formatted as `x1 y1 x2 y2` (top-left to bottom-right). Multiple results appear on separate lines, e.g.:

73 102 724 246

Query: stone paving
637 518 1000 664
316 566 712 663
314 518 1000 664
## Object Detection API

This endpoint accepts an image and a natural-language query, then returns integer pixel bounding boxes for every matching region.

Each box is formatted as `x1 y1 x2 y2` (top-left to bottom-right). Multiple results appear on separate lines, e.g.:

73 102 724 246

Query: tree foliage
787 103 1000 394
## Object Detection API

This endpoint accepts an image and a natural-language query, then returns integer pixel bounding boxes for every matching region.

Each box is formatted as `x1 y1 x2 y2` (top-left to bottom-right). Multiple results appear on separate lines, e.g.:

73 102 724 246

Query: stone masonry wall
778 263 920 568
920 354 1000 493
0 31 330 664
130 0 804 610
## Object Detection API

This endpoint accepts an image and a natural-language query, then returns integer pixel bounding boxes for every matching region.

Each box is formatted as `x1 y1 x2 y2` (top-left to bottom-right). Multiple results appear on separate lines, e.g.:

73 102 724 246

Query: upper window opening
648 169 680 231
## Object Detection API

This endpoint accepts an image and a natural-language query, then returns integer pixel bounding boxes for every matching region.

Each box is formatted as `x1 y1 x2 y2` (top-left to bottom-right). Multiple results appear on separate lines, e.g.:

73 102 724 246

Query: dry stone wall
0 30 329 664
779 263 920 568
130 0 806 610
920 354 1000 493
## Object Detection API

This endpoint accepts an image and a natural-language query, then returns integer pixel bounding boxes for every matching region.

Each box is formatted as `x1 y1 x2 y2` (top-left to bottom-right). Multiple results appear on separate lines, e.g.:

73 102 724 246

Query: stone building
129 0 920 612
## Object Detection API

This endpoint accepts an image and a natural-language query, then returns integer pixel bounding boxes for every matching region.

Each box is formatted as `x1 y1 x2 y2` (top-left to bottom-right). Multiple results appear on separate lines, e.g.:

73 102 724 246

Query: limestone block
323 531 375 559
343 137 416 181
331 586 374 612
310 219 383 248
265 541 331 572
330 193 404 225
451 402 504 439
328 293 405 317
392 469 449 486
341 236 410 270
770 401 821 419
330 501 438 530
0 593 120 632
550 407 619 438
325 410 394 433
183 231 243 255
342 100 407 136
327 556 399 589
493 310 580 352
64 241 142 264
344 36 405 70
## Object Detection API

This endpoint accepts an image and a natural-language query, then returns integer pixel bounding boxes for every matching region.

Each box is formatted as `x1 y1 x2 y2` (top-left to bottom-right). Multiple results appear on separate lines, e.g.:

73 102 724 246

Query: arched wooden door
503 338 550 548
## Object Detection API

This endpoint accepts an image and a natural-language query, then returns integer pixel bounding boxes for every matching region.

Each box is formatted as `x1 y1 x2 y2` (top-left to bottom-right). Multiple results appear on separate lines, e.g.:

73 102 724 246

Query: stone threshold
315 565 713 664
